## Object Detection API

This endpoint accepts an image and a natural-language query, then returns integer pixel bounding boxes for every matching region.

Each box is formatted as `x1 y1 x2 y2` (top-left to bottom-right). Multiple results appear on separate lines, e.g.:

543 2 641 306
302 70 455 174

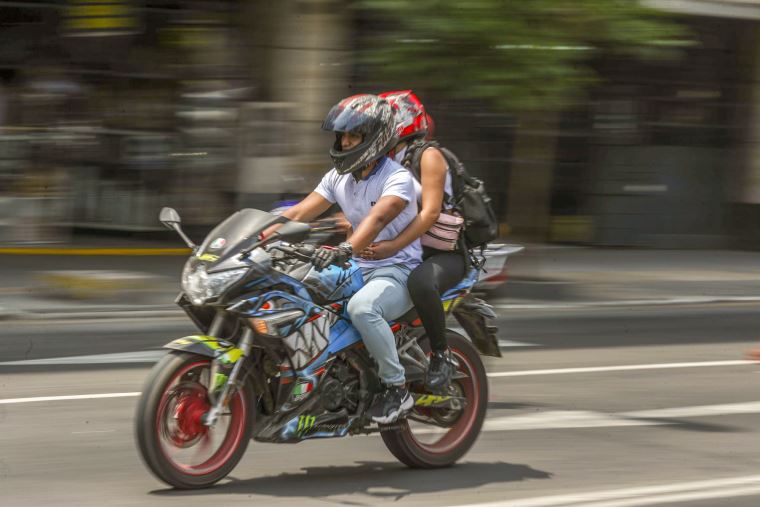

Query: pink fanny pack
421 210 464 251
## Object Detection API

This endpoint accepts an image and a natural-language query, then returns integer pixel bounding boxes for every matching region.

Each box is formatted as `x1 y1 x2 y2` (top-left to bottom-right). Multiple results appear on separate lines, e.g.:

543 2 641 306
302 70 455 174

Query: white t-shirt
314 156 422 269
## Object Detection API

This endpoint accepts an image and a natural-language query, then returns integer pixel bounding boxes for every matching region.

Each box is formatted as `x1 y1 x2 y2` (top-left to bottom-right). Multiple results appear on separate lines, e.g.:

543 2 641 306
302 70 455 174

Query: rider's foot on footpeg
370 385 413 424
426 350 455 392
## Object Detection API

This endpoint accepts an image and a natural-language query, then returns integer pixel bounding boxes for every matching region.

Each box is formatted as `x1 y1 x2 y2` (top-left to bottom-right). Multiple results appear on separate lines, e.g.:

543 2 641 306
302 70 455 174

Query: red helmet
378 90 431 142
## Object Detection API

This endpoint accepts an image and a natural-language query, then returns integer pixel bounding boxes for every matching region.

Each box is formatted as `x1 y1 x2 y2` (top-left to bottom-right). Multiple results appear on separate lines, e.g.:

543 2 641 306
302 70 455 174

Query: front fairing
301 260 364 303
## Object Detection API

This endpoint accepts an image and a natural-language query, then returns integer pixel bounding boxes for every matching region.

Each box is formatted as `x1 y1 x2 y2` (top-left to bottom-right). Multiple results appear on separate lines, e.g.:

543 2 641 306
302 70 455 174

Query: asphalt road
2 303 760 506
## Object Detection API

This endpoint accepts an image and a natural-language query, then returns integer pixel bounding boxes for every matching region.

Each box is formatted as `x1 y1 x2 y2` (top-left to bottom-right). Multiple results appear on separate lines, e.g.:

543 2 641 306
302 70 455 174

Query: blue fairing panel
326 318 363 354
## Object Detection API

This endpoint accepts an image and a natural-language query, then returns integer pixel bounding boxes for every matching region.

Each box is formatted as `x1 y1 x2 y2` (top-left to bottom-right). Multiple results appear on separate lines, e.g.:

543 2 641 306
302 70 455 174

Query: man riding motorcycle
275 94 422 424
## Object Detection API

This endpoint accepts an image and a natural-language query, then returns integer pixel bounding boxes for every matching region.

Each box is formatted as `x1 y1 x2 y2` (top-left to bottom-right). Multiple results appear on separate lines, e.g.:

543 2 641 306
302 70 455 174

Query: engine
320 359 360 413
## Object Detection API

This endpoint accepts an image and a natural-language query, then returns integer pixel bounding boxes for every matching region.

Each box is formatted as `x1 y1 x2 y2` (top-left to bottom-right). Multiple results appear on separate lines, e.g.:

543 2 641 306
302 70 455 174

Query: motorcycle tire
380 330 488 468
135 351 254 489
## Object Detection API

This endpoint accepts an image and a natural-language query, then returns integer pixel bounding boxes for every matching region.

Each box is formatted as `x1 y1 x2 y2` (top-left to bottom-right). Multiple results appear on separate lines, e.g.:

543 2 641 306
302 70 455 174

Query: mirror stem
173 225 196 249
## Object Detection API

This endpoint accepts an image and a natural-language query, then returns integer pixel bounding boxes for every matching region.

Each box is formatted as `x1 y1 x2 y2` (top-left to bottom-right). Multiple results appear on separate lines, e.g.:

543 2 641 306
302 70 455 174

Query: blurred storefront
3 0 760 249
546 1 760 248
0 0 349 243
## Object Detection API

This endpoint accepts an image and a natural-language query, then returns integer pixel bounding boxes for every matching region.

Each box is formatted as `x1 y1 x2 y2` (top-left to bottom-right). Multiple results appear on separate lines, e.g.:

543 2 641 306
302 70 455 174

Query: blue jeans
347 264 414 385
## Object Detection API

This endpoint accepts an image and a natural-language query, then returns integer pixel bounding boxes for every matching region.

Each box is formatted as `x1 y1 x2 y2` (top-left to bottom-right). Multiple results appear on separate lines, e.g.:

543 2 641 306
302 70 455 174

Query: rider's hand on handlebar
311 242 353 271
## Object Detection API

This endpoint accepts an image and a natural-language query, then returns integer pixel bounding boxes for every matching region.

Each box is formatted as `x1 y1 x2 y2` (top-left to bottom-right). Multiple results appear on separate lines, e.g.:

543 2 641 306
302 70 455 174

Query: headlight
182 262 248 305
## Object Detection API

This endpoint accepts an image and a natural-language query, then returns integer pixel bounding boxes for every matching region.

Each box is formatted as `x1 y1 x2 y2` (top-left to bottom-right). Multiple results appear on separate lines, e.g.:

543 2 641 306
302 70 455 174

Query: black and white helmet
321 94 397 175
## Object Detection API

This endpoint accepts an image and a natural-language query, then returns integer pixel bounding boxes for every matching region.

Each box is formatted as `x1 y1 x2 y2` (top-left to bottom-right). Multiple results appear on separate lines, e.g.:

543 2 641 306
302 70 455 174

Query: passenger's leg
407 252 466 353
407 252 466 390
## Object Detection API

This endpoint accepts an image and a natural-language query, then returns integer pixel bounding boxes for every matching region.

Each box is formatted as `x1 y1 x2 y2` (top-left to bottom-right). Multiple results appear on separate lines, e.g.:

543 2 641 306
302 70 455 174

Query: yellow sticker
197 253 219 262
415 394 453 407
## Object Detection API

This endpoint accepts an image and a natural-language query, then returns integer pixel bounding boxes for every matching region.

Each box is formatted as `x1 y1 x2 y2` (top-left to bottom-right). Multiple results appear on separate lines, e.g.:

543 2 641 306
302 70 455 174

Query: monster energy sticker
297 415 316 434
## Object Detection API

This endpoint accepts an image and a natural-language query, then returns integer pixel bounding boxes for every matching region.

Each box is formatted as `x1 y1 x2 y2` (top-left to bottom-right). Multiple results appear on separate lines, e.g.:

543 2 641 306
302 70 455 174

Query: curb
0 247 190 256
0 307 183 321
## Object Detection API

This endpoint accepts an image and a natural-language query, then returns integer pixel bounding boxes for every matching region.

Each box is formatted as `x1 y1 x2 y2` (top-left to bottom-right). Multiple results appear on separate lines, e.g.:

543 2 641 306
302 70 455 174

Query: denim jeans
347 264 413 385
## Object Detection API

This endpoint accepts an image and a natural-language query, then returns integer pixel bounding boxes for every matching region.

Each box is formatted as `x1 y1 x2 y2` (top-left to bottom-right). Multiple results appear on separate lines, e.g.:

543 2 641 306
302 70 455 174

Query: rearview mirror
159 207 181 229
274 220 311 243
158 206 195 249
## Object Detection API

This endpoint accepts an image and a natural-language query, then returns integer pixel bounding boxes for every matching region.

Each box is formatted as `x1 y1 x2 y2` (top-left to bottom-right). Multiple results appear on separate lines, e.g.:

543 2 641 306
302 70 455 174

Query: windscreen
196 208 281 263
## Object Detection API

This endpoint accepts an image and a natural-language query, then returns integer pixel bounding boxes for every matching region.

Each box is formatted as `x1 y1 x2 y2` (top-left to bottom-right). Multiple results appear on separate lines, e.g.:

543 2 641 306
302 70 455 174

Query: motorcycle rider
361 90 464 391
275 94 422 424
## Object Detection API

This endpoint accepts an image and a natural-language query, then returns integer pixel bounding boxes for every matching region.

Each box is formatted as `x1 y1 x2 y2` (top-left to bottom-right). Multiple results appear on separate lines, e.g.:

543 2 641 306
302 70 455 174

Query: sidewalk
2 239 760 319
495 245 760 304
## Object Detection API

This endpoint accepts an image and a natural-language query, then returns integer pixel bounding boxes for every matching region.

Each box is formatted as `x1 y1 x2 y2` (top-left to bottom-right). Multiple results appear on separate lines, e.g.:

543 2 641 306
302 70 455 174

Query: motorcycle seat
396 307 421 326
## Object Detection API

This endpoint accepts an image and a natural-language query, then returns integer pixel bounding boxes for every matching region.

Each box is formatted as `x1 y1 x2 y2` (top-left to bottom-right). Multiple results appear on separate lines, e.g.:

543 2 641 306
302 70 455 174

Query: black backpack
402 140 498 249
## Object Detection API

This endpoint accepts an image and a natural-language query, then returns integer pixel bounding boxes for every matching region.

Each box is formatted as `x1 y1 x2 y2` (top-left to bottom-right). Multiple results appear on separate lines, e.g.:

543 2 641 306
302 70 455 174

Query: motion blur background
1 0 760 249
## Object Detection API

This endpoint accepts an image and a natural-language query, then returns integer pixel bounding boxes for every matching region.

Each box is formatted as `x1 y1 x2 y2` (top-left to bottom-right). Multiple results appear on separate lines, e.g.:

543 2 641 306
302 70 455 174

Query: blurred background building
1 0 760 249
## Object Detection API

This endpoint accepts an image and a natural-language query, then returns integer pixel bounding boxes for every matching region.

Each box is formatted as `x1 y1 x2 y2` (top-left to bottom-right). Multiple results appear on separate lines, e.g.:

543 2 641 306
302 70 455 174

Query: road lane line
447 474 760 507
0 392 140 404
488 360 755 377
479 400 760 432
622 401 760 419
492 295 760 310
1 360 755 407
576 485 760 507
0 350 167 366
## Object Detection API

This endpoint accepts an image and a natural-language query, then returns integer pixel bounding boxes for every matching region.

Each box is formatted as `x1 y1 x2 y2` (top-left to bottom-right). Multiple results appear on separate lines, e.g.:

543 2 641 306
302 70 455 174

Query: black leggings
407 249 466 353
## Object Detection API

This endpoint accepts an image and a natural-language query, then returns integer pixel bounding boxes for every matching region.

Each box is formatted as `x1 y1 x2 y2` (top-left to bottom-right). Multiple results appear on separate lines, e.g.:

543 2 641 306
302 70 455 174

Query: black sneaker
370 385 414 424
425 351 455 392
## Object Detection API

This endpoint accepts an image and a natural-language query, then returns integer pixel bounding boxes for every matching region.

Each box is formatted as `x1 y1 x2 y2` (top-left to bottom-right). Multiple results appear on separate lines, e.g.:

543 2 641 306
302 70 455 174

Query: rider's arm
384 148 447 250
279 192 332 223
262 192 332 239
347 195 407 252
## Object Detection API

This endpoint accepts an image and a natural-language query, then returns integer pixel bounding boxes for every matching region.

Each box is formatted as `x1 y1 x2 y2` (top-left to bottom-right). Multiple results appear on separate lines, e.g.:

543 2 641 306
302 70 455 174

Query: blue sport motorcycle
135 207 499 489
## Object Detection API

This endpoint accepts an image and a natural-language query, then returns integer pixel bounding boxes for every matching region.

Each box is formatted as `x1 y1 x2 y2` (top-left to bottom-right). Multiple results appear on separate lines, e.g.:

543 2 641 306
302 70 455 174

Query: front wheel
135 351 254 489
381 330 488 468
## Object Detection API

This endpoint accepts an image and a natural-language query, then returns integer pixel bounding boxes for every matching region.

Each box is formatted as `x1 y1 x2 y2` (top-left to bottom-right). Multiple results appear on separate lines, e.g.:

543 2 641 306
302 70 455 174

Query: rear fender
452 297 501 357
164 335 244 365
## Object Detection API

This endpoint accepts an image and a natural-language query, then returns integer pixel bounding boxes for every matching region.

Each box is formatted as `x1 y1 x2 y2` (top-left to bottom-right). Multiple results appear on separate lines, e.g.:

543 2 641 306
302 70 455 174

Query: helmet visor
322 98 381 135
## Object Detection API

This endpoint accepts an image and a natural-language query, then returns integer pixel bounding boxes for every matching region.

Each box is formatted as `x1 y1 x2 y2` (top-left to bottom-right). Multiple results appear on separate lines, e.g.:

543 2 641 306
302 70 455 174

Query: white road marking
447 475 760 507
622 401 760 419
488 360 755 378
492 295 760 310
0 350 167 366
0 392 140 404
498 339 538 347
480 400 760 432
1 359 754 406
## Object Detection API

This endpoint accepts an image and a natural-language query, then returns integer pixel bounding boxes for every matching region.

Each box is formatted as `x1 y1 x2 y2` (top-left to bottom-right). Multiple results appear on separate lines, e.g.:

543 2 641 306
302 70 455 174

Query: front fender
164 335 243 365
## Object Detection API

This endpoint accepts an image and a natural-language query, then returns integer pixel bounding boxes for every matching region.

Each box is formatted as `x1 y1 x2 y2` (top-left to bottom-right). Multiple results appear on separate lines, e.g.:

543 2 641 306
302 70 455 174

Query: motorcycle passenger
360 90 465 391
276 94 422 424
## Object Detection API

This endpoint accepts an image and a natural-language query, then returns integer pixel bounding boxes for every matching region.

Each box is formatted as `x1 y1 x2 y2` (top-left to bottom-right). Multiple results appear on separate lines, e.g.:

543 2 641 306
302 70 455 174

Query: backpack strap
402 139 454 205
401 139 437 180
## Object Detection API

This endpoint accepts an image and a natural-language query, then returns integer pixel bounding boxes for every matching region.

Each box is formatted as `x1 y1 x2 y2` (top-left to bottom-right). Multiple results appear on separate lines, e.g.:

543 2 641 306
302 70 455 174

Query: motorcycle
135 206 505 489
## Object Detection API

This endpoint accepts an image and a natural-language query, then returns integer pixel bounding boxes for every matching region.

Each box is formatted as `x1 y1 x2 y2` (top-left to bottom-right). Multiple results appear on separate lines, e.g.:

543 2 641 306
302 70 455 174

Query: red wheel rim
155 360 248 476
402 347 481 455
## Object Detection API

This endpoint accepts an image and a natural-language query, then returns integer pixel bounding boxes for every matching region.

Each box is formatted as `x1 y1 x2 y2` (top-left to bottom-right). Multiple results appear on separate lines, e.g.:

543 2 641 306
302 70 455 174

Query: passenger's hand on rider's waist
359 240 398 260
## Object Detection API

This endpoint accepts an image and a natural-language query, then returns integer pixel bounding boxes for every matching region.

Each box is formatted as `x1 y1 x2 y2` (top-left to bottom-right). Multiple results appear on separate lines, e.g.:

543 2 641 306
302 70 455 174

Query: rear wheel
380 330 488 468
135 351 253 489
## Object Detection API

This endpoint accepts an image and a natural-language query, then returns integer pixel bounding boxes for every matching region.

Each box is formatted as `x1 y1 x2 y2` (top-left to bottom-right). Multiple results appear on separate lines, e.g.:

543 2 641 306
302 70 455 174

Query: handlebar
271 243 315 261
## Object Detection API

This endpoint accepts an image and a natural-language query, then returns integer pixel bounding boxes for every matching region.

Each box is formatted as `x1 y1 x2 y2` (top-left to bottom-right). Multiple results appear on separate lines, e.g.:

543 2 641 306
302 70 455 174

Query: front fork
202 314 254 428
